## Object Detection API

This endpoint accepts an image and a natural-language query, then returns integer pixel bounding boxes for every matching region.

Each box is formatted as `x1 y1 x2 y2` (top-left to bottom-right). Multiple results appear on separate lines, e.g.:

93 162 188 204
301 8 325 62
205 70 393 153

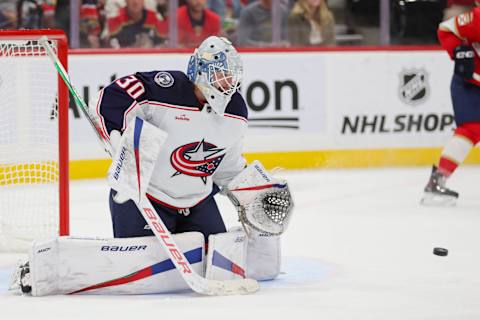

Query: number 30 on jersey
115 75 145 99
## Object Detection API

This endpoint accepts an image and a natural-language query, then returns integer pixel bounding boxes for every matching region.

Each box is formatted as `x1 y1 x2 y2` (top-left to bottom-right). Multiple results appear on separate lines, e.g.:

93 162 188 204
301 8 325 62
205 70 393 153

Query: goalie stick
39 37 114 157
39 37 259 296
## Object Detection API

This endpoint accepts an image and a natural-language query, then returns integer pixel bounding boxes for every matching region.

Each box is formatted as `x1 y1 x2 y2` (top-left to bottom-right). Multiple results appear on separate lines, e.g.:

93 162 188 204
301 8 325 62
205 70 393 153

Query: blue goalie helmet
187 36 243 115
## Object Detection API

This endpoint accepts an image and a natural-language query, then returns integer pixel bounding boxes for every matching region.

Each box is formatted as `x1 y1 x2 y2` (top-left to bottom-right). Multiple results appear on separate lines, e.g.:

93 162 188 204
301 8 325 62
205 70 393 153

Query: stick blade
206 278 259 296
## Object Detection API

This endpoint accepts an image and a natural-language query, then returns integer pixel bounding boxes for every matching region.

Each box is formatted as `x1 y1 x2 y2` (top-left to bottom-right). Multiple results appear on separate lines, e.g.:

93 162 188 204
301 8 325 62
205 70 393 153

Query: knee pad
205 229 248 281
205 228 281 281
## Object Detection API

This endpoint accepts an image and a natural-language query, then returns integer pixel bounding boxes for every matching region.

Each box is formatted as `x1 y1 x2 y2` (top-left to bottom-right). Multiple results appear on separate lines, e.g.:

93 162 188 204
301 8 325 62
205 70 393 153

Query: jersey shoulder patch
135 70 200 108
154 71 175 88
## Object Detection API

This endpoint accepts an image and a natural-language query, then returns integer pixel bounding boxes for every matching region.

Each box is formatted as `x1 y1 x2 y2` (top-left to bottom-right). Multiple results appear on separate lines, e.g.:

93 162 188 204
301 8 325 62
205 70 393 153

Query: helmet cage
200 52 241 97
187 37 243 115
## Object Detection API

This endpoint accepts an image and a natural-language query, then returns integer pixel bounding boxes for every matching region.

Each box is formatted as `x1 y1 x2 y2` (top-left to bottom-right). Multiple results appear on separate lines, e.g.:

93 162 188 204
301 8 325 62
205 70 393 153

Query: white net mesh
0 39 62 251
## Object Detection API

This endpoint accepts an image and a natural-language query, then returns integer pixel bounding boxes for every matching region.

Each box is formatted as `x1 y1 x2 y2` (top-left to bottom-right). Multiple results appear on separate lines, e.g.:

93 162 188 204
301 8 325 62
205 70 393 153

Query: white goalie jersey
93 70 248 209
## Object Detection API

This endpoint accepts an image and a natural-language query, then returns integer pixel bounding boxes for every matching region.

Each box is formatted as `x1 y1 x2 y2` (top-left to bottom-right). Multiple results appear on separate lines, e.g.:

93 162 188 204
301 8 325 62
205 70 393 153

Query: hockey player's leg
109 189 178 238
176 195 227 240
205 228 248 281
421 165 459 206
204 160 292 282
421 124 480 206
10 233 205 296
108 117 258 295
205 228 281 282
422 75 480 206
246 231 281 281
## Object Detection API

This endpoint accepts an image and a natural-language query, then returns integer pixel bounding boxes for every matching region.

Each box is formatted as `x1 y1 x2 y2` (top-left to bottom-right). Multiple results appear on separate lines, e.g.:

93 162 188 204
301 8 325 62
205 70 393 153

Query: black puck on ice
433 247 448 256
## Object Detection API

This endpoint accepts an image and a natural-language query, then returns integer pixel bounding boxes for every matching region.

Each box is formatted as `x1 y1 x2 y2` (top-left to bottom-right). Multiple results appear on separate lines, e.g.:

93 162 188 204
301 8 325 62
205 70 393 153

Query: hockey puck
433 247 448 256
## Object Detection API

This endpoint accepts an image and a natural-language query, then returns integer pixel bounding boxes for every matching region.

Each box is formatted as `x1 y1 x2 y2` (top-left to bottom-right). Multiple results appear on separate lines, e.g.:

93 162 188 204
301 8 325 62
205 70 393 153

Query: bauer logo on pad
113 146 127 180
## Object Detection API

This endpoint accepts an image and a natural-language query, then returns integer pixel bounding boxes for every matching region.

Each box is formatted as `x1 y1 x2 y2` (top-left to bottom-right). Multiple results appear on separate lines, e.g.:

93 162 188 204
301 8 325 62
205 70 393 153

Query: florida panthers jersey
93 70 248 209
438 7 480 86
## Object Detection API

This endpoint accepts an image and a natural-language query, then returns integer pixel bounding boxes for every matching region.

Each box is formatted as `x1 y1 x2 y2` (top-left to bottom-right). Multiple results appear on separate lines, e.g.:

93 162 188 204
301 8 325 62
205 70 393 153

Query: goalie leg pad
28 232 204 296
246 231 281 281
205 228 281 281
205 229 248 281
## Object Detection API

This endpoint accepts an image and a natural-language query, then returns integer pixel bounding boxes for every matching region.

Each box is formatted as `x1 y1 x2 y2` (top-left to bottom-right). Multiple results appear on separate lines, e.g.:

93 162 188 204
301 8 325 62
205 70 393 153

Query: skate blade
420 193 457 207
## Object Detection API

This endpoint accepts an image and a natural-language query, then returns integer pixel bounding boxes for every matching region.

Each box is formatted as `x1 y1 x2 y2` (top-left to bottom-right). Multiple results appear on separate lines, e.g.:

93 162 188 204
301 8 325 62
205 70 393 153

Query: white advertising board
67 49 454 160
325 50 454 149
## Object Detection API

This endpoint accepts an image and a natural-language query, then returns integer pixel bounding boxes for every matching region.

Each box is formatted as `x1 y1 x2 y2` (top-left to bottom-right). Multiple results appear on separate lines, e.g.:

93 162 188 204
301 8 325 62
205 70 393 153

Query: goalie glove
108 117 168 204
226 161 293 236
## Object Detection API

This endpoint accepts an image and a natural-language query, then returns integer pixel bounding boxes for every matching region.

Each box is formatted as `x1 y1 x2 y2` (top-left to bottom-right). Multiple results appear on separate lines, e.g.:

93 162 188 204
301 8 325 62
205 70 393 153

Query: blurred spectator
80 0 103 48
207 0 245 21
105 0 164 18
155 0 168 18
17 0 56 29
288 0 335 46
237 0 288 47
55 0 106 48
0 1 16 29
106 0 168 48
443 0 477 19
207 0 246 40
177 0 221 48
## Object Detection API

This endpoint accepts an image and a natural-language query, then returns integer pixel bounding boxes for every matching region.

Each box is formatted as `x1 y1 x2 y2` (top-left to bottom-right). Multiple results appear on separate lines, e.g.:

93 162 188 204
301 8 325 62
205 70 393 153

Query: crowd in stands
0 0 339 48
0 0 474 48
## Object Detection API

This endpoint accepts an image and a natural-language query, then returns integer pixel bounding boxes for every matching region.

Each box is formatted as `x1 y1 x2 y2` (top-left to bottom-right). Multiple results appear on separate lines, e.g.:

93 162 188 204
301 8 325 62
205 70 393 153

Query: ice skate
421 165 459 206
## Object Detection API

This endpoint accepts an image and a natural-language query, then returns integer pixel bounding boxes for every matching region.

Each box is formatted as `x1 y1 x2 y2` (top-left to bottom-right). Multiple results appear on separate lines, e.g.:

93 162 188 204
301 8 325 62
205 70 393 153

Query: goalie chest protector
94 70 248 208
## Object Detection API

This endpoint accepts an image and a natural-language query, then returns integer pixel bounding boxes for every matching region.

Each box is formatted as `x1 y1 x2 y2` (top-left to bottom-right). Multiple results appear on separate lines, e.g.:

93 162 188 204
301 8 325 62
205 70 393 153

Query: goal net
0 30 69 252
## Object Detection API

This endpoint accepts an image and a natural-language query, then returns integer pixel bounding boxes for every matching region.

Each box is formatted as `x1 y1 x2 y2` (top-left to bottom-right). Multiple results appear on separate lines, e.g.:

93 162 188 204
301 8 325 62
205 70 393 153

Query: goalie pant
25 230 280 296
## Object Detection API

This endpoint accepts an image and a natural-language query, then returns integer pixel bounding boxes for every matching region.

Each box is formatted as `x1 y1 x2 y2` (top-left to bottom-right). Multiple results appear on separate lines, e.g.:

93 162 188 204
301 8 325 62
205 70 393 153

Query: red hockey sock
438 157 458 177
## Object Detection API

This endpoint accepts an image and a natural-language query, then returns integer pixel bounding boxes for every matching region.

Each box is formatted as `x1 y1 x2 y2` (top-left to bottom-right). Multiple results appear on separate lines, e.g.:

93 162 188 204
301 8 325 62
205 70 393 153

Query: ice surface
1 166 480 320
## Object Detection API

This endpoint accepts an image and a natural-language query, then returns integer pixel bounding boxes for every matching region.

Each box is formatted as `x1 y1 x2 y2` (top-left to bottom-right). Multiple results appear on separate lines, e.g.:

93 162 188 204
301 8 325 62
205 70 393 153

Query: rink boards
64 47 480 178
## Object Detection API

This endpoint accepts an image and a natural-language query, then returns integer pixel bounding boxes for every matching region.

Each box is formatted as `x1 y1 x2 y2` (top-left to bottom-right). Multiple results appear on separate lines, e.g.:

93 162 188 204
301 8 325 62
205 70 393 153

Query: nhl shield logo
154 71 174 88
398 68 429 106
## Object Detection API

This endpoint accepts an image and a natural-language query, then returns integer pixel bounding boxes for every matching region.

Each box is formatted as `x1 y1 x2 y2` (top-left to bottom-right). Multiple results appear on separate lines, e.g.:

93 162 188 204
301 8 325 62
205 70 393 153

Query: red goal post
0 30 69 251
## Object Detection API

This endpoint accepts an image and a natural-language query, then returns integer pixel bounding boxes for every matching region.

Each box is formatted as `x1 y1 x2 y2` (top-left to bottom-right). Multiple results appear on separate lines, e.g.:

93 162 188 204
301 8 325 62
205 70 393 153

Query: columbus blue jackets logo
170 140 225 184
398 68 429 106
154 72 174 88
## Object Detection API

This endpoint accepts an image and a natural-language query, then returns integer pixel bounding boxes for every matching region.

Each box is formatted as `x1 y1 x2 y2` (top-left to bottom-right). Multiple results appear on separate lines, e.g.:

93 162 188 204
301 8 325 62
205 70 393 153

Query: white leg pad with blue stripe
205 229 248 281
26 232 204 296
206 228 281 281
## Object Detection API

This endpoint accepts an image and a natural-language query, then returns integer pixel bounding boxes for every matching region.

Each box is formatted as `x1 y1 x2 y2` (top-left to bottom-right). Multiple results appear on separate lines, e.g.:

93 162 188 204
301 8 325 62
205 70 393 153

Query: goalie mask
187 36 243 115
